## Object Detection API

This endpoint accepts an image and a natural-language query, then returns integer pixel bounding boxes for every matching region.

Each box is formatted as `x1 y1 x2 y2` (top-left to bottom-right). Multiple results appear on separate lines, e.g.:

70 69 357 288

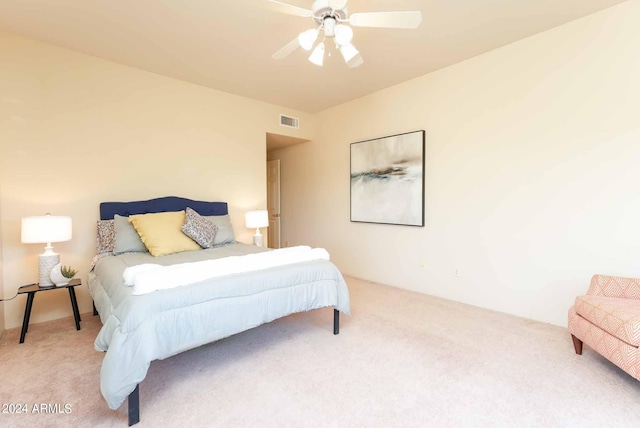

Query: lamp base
253 231 264 247
39 252 59 287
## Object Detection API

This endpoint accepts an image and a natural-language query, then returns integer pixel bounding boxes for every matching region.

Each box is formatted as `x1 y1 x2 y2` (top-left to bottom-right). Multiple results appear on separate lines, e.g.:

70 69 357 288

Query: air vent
279 114 299 129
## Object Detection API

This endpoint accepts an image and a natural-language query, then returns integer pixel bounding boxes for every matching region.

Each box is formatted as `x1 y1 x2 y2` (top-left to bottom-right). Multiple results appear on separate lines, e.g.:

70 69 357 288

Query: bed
88 196 350 425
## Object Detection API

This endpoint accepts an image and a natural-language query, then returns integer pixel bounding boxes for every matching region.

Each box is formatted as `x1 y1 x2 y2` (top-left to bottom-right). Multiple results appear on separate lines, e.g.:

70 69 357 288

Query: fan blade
272 37 301 60
349 11 422 29
264 0 313 18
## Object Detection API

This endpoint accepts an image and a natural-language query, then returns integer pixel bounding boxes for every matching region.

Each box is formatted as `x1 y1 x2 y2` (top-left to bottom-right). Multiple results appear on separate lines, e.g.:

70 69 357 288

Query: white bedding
123 245 330 295
89 243 350 410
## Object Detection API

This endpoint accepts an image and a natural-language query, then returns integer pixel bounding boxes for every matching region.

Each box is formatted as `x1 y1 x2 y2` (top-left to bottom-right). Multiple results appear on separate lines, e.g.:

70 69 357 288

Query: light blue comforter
88 243 350 409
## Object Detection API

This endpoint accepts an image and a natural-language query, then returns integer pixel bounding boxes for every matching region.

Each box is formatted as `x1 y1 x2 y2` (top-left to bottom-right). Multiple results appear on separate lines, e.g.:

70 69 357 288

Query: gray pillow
205 215 236 246
182 207 218 249
114 214 148 254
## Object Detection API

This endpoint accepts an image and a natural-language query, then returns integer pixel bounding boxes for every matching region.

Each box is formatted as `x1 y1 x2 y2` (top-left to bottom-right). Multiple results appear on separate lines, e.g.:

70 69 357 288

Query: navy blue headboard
100 196 228 220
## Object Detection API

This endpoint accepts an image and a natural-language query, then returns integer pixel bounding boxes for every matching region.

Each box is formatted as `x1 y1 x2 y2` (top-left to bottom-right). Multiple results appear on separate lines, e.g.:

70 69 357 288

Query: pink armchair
568 274 640 380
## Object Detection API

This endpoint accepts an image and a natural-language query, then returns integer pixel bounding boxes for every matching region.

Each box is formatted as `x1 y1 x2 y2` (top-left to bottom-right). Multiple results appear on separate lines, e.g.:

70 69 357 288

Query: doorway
266 132 310 249
267 159 281 249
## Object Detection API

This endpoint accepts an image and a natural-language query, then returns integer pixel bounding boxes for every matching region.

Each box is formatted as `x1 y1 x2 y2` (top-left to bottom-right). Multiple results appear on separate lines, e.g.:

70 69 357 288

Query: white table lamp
245 210 269 247
21 214 72 287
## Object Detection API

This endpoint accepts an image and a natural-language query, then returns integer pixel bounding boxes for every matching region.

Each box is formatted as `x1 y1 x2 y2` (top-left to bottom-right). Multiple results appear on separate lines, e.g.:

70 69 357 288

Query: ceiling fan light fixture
309 42 325 66
323 17 336 37
340 43 359 63
268 0 421 68
334 24 353 45
347 53 364 68
298 28 319 51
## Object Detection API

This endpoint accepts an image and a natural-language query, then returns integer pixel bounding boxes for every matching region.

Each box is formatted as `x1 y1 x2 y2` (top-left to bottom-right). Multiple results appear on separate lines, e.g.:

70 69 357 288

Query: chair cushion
587 274 640 299
574 295 640 346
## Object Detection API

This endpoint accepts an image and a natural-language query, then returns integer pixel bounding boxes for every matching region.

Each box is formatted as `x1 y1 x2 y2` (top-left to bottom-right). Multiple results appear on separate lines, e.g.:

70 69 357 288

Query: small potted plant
50 264 78 287
61 265 78 280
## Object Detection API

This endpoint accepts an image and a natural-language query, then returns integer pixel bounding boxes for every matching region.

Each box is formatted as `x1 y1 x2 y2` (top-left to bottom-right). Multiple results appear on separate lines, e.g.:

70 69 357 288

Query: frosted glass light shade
245 210 269 229
334 24 353 46
21 215 72 244
347 53 364 68
340 43 359 63
309 42 325 66
298 29 319 51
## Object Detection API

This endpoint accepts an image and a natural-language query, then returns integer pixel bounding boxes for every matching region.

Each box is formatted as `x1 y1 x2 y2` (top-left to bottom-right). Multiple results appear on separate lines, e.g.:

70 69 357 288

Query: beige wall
270 1 640 327
0 31 315 329
2 1 638 331
0 195 4 337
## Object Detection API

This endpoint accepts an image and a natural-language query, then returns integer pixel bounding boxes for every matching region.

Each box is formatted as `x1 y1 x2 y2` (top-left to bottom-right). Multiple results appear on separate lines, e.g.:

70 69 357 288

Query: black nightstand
17 278 82 343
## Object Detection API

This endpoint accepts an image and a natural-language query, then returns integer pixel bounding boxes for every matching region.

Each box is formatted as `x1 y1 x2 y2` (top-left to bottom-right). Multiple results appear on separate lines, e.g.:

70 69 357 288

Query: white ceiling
0 0 628 113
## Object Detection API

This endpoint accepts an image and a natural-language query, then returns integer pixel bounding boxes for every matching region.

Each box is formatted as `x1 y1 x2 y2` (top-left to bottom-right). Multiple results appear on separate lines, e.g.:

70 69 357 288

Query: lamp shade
21 215 72 244
245 210 269 229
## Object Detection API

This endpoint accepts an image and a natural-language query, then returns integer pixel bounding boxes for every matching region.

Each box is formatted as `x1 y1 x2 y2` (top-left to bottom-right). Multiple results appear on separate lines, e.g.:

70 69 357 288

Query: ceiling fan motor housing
312 0 348 26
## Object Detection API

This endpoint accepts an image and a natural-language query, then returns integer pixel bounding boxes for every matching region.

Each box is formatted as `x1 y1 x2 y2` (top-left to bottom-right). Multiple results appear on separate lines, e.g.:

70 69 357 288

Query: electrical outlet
419 262 426 271
454 268 460 278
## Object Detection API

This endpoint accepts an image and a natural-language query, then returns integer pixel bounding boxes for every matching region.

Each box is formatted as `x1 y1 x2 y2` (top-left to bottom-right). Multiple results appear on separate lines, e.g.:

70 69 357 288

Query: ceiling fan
266 0 422 68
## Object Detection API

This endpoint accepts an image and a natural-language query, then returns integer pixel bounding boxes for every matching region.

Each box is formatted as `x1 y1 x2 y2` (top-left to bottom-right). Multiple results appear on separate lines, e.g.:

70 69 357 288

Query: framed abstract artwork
350 130 425 227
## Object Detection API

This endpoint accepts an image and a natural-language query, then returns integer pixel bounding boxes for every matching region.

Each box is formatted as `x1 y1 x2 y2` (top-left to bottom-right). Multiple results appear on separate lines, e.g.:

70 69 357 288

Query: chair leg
571 334 583 355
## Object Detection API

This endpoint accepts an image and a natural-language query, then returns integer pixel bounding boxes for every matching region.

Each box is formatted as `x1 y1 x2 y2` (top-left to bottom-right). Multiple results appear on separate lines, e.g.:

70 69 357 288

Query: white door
267 159 281 248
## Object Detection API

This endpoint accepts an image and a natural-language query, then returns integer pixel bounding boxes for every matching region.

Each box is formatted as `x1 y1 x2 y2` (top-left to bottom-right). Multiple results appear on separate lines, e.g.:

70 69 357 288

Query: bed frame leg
93 302 98 316
333 309 339 335
128 384 140 426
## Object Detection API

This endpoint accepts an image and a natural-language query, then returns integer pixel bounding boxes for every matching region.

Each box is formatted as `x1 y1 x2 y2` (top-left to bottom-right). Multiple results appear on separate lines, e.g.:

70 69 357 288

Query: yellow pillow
129 211 201 257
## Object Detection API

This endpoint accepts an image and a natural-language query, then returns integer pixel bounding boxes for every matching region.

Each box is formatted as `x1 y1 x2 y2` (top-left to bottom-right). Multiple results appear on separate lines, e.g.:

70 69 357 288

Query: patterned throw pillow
96 219 115 254
182 207 218 249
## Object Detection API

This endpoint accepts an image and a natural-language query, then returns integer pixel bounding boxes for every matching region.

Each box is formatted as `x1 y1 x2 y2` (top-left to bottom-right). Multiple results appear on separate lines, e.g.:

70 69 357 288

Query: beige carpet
1 276 639 427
